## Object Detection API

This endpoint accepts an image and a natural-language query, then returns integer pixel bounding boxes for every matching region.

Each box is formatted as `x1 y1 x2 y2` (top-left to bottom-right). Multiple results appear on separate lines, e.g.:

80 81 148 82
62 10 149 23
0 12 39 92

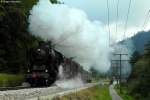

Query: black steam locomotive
26 41 64 86
25 41 91 87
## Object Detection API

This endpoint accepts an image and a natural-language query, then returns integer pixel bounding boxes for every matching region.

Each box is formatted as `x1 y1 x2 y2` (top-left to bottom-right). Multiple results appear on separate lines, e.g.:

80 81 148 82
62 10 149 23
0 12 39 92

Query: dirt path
109 85 123 100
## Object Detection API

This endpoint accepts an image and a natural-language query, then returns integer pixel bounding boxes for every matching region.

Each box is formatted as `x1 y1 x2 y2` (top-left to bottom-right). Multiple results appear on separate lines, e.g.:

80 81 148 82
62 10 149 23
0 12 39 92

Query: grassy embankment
115 85 134 100
0 73 24 87
52 85 111 100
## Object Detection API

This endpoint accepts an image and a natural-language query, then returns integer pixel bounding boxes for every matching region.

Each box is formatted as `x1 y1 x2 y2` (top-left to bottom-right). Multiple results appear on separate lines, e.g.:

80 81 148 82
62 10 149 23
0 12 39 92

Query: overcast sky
60 0 150 41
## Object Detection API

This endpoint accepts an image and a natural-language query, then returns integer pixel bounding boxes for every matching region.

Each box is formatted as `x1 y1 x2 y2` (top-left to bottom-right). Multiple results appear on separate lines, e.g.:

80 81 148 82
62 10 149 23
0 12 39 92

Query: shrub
0 73 24 87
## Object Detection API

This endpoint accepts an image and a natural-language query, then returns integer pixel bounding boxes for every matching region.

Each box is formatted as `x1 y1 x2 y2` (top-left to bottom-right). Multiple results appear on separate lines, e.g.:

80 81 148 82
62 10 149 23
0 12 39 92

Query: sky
60 0 150 41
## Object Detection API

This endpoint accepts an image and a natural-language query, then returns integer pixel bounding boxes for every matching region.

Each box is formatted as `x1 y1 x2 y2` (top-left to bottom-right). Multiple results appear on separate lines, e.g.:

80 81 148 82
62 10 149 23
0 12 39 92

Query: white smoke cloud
55 76 84 89
112 39 135 78
28 0 111 72
56 64 84 89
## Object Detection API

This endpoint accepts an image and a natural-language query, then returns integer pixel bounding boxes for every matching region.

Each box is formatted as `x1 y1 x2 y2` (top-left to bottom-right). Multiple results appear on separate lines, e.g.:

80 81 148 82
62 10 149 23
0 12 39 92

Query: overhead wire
123 0 132 39
116 0 120 37
115 0 123 52
142 10 150 31
121 0 132 55
107 0 111 46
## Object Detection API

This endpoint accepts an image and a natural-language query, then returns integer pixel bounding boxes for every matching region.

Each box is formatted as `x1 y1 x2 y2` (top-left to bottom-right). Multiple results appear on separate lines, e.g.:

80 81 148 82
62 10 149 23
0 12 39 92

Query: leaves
128 40 150 98
0 0 59 73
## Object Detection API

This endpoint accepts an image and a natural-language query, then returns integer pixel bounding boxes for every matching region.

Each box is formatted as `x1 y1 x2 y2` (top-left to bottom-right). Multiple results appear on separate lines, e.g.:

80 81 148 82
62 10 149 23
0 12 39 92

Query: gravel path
0 86 63 100
109 85 123 100
34 83 98 100
0 83 98 100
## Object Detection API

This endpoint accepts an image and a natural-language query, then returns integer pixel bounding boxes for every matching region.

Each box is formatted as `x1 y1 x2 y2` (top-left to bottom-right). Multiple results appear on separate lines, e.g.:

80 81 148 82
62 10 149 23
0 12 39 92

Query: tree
0 2 39 73
144 41 150 58
130 51 141 66
128 51 141 81
128 40 150 99
50 0 59 4
0 0 59 73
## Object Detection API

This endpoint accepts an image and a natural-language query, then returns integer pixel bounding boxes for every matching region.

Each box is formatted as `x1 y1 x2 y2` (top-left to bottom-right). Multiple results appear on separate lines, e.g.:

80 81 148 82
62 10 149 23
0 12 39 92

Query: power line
116 0 120 35
123 0 132 39
142 10 150 30
107 0 111 45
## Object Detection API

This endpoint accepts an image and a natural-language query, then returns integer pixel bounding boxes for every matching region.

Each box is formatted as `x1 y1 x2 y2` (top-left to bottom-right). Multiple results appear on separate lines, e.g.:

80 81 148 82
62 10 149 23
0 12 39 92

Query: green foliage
0 0 58 73
130 51 141 66
52 85 111 100
0 4 38 73
20 0 38 12
144 41 150 57
115 85 134 100
128 51 141 81
50 0 59 4
0 73 24 87
130 59 150 97
127 40 150 99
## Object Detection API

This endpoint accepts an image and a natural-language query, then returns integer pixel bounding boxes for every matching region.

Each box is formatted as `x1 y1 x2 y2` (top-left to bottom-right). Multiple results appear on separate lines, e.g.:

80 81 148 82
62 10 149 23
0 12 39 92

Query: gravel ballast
0 83 98 100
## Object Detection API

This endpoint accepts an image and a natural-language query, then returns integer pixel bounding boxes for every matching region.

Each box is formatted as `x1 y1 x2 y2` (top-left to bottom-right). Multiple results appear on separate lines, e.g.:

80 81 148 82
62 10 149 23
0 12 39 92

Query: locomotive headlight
27 69 30 73
37 49 41 52
45 69 48 72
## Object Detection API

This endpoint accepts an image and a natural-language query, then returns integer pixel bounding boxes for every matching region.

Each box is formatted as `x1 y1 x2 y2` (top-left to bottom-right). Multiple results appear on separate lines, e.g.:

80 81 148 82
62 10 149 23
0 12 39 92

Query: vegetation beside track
115 85 134 100
0 73 24 87
52 85 111 100
113 40 150 100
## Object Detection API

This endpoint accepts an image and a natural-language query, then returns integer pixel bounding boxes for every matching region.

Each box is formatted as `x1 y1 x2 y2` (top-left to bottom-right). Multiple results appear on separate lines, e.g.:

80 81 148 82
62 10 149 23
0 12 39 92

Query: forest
0 0 58 73
123 40 150 100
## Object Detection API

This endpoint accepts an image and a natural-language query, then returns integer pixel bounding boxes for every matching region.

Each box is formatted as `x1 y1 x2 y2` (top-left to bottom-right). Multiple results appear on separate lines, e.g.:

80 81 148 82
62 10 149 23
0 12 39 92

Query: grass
0 73 24 87
115 85 134 100
52 85 111 100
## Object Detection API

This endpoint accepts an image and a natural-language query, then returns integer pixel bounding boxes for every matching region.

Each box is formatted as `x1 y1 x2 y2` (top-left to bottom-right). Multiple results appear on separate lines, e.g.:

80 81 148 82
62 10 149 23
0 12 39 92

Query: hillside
120 30 150 54
131 30 150 53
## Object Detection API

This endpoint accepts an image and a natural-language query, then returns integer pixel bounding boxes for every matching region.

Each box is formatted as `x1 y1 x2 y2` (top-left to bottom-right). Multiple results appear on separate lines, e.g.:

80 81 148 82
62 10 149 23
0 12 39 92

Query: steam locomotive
25 41 91 87
26 41 64 86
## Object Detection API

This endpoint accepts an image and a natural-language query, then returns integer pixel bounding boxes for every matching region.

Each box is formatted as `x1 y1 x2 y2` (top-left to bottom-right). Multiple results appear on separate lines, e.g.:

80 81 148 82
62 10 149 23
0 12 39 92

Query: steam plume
28 0 111 72
112 39 135 78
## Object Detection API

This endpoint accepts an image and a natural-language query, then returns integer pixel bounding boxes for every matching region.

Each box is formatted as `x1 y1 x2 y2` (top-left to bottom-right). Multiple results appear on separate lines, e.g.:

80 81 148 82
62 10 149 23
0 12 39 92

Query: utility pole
112 53 128 93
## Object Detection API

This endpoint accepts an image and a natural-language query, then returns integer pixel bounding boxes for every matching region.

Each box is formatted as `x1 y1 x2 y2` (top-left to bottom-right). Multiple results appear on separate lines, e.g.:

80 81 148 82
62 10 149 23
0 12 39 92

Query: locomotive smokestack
28 0 112 73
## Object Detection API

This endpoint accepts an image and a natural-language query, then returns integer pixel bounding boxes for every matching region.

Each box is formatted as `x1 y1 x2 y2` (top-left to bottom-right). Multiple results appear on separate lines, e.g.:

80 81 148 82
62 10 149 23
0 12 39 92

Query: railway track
0 86 54 91
0 85 61 100
0 86 31 91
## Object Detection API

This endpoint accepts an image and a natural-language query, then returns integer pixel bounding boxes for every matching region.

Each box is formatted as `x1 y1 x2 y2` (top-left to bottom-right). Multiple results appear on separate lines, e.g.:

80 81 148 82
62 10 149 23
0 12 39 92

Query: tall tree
128 40 150 99
130 51 141 66
144 41 150 58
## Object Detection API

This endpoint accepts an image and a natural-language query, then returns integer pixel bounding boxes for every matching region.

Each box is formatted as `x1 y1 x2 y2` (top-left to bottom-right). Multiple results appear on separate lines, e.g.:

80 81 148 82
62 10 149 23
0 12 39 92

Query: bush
0 73 24 87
